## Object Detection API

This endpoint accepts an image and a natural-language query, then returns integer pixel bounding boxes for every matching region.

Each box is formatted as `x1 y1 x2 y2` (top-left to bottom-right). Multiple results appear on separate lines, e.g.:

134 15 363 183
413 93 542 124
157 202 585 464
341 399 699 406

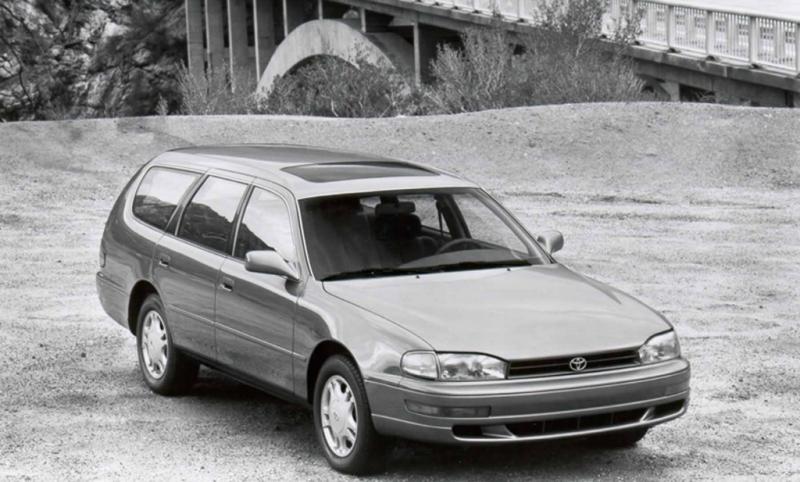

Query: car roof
154 144 477 199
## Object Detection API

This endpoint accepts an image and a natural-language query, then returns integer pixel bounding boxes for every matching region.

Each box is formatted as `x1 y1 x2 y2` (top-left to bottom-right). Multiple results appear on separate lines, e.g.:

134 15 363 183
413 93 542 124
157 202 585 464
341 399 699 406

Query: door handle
158 254 170 267
221 277 235 292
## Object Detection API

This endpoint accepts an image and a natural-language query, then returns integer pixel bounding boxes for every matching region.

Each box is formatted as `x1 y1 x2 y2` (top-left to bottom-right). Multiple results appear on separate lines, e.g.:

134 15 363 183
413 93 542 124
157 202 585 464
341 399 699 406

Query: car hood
323 264 671 361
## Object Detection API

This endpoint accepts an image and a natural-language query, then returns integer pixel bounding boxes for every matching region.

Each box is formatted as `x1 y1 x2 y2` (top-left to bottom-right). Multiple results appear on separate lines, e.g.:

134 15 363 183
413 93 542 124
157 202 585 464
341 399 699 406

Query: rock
100 21 129 40
1 0 185 120
78 9 110 42
133 48 153 67
86 71 113 107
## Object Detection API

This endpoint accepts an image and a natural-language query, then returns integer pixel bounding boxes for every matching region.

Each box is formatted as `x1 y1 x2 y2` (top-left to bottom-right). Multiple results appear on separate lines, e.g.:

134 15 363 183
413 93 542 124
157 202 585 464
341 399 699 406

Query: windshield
299 188 549 281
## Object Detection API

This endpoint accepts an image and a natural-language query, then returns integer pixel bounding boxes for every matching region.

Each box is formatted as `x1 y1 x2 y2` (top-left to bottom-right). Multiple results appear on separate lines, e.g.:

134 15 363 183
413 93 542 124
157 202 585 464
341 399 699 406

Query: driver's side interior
304 193 475 277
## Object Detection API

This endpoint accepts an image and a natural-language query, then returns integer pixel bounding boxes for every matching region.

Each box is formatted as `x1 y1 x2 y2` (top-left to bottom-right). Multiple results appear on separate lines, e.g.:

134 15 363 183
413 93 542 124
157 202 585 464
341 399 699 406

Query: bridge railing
614 0 800 75
414 0 800 76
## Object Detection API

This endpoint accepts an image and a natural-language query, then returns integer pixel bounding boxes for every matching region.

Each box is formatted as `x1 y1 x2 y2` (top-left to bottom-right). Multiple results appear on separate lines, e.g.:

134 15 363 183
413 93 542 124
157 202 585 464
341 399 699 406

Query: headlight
638 331 681 364
401 352 438 380
438 353 507 381
401 352 507 381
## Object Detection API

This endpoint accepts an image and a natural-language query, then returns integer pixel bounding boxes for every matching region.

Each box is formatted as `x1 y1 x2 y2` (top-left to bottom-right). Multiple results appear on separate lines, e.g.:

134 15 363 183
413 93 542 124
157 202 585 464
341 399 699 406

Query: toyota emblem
569 356 588 372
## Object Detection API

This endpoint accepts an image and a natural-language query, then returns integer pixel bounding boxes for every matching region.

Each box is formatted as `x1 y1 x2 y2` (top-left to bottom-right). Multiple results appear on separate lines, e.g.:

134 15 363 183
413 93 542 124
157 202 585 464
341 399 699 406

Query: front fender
292 281 433 400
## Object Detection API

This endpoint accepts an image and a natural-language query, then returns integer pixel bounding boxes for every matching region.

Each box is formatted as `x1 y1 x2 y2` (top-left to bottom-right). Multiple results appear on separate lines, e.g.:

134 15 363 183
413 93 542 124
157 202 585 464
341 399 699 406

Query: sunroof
283 162 437 183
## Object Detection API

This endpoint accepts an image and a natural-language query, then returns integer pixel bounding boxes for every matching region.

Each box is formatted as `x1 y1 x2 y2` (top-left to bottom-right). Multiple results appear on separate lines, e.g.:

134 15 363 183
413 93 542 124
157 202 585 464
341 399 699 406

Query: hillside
0 0 184 120
0 103 799 479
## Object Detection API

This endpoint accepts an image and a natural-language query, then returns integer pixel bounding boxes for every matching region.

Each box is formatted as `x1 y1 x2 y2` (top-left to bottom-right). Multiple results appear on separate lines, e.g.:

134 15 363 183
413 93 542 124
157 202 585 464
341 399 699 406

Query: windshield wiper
322 259 534 281
321 267 428 281
415 259 533 273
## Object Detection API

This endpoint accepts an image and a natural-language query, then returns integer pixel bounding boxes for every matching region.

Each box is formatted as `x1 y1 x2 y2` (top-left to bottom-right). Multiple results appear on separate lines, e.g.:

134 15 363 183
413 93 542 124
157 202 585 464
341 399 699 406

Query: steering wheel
436 238 483 255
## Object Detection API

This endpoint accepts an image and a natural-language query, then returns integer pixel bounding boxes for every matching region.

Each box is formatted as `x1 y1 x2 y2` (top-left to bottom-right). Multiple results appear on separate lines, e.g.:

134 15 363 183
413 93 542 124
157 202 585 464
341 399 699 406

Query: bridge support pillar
413 23 442 85
204 0 226 74
253 0 276 81
790 91 800 108
659 80 681 102
227 0 250 83
283 0 308 37
360 8 393 33
185 0 205 79
318 0 351 19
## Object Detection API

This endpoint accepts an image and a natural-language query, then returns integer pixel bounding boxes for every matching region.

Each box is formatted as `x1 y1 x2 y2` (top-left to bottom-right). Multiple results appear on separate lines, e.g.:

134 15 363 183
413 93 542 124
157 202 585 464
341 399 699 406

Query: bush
424 28 535 113
425 0 651 113
262 56 421 117
177 63 260 115
524 0 647 104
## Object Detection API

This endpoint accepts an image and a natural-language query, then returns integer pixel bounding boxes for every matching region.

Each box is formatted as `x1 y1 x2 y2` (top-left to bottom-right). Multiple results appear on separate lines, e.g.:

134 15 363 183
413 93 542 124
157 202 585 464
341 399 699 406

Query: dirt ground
0 103 798 480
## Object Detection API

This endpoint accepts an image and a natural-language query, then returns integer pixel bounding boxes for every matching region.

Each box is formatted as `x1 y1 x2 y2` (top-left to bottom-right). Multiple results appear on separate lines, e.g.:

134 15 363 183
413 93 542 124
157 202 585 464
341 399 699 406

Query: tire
585 427 649 448
313 355 388 475
135 294 198 396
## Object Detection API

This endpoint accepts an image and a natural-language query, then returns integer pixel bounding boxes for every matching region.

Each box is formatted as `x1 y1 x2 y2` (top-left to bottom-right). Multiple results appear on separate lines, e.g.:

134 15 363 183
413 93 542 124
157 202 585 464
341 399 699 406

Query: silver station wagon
96 145 690 474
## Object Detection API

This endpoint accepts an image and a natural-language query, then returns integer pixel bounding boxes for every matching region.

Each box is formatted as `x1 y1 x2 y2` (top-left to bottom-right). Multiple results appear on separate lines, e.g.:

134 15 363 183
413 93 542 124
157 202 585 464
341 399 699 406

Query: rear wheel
585 427 649 448
136 294 198 395
313 355 387 475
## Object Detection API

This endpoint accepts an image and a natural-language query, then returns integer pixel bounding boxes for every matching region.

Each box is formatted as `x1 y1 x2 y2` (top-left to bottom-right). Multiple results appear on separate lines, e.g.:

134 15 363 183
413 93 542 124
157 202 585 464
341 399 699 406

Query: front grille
452 399 686 440
508 349 640 379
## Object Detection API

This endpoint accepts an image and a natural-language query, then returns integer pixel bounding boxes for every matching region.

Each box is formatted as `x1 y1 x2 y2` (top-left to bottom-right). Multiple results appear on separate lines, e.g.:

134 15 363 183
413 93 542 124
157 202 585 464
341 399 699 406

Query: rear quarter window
132 167 200 231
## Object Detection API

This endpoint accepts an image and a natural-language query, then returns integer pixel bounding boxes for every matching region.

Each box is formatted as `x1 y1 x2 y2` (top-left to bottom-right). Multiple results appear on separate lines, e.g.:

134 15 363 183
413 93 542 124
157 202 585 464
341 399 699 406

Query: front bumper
366 358 690 444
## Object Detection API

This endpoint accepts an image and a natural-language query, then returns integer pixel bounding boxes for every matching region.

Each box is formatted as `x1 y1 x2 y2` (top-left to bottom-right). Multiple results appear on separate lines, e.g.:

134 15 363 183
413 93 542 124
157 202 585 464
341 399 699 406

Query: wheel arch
127 280 160 334
306 339 359 405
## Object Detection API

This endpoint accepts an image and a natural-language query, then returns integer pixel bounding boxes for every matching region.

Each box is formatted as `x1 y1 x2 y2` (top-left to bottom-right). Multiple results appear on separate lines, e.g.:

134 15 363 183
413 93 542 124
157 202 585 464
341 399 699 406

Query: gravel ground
0 103 798 480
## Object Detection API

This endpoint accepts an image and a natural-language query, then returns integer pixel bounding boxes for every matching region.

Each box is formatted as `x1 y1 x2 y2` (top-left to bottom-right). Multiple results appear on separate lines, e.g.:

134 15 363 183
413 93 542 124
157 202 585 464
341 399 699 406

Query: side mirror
535 230 564 255
245 250 300 282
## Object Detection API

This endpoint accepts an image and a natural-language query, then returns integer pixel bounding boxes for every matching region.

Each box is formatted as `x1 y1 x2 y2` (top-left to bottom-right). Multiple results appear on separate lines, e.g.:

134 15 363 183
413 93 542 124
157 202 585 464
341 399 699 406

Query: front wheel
313 355 388 475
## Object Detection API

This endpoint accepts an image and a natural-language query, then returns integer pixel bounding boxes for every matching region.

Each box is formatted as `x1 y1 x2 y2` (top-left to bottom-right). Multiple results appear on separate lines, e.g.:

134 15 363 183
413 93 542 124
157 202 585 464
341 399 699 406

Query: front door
215 186 300 392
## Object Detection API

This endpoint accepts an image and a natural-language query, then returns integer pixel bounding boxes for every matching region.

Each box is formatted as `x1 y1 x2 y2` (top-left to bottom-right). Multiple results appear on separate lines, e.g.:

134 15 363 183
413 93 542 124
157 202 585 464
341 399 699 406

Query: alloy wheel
141 310 168 379
320 375 358 457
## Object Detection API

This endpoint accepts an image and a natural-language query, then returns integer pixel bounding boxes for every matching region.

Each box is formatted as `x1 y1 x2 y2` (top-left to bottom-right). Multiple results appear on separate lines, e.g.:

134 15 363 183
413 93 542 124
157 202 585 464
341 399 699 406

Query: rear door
154 173 251 359
215 184 302 392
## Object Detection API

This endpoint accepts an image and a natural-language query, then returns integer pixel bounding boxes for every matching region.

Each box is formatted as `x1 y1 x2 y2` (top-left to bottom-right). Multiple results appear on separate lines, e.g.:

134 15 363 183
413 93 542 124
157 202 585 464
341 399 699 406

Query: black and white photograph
1 0 798 479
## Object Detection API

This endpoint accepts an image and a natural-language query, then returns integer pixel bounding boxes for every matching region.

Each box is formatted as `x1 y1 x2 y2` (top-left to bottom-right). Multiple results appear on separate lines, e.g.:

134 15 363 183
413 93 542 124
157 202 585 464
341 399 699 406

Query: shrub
425 28 535 113
262 56 421 117
425 0 651 114
177 63 260 115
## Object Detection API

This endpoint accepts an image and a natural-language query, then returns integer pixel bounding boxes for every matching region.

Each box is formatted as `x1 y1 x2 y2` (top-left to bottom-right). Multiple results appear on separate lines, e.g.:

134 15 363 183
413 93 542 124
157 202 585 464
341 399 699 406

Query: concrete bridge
185 0 800 106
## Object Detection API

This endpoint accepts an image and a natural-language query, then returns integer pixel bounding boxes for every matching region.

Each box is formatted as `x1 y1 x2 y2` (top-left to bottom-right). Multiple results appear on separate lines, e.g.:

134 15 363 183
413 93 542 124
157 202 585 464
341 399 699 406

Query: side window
178 177 248 253
234 188 296 262
132 167 199 230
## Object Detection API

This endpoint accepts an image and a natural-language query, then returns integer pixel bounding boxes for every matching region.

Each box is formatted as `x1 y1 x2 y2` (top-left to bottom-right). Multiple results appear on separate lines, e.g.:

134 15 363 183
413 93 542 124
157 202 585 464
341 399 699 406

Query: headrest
374 213 422 241
375 201 415 216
